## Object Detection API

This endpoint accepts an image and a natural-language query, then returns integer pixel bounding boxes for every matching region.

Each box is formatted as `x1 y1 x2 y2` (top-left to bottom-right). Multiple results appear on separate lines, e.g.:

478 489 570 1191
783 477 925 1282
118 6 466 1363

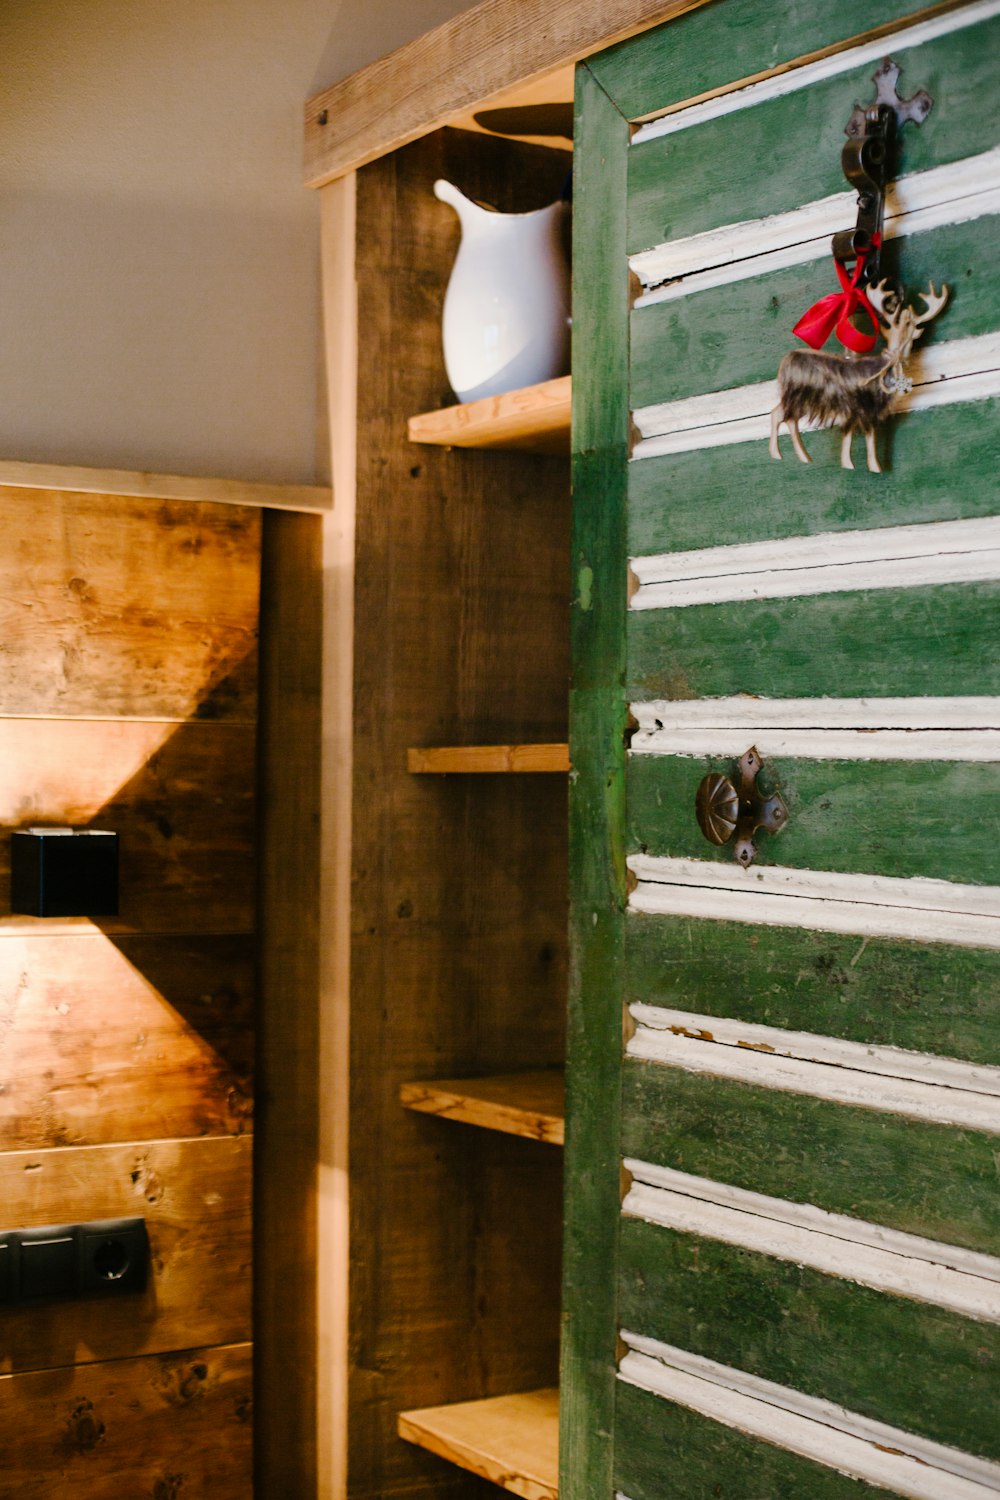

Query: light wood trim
398 1388 560 1500
304 0 703 187
401 1070 565 1144
0 459 331 513
408 376 571 453
407 743 570 774
317 172 358 1500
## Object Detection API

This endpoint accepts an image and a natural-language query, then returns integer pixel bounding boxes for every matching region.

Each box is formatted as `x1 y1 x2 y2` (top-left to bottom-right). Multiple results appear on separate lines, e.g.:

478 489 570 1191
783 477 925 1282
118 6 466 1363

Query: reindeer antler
914 281 949 325
866 279 902 327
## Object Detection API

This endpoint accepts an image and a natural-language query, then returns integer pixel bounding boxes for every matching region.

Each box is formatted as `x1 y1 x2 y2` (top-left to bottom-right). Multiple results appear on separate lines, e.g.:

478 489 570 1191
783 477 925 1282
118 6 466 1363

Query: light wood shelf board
400 1070 565 1144
0 459 332 513
407 376 571 454
398 1388 559 1500
408 743 570 774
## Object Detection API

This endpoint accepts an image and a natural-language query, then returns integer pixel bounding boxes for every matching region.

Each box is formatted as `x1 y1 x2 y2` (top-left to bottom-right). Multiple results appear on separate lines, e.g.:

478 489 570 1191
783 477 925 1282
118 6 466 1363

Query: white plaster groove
625 1014 1000 1133
628 515 1000 609
629 691 1000 761
630 330 1000 460
627 854 1000 950
631 726 1000 759
629 1004 1000 1099
617 1333 1000 1499
622 1168 1000 1323
632 149 1000 301
623 1160 1000 1292
632 695 1000 730
631 0 1000 146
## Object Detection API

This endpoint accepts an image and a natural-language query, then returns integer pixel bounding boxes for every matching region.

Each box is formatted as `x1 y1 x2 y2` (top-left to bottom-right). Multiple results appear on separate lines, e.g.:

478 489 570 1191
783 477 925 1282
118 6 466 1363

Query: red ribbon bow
792 242 881 354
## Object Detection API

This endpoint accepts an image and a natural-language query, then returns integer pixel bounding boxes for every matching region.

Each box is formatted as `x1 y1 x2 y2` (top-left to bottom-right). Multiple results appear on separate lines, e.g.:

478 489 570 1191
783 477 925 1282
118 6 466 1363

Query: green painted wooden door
564 4 1000 1497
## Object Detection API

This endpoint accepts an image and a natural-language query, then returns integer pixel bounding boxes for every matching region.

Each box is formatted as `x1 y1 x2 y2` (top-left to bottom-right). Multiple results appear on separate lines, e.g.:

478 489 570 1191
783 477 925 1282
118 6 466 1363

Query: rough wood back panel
0 487 259 720
0 933 254 1149
0 1342 252 1500
349 128 571 1500
0 486 258 1494
0 1136 252 1376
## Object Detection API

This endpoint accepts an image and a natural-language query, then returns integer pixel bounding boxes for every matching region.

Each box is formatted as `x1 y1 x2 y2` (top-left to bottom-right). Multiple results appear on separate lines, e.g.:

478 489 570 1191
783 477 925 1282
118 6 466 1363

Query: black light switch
21 1231 76 1299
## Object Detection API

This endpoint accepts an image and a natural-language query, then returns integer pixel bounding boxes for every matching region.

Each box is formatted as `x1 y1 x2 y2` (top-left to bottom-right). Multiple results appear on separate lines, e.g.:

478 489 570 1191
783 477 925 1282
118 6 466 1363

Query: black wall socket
0 1217 147 1303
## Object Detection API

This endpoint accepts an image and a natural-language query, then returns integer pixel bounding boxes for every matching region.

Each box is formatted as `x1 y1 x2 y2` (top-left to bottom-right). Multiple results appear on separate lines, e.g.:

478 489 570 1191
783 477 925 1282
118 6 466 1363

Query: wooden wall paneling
0 1135 252 1375
0 1341 253 1500
0 719 256 933
0 488 260 722
0 482 259 1489
0 932 254 1149
255 509 323 1497
348 128 571 1500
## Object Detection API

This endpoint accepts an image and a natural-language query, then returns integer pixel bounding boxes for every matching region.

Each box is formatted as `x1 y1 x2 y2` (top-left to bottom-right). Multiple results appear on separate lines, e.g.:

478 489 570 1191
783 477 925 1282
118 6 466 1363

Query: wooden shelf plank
408 743 570 774
399 1388 559 1500
0 458 331 513
401 1070 565 1144
407 376 571 453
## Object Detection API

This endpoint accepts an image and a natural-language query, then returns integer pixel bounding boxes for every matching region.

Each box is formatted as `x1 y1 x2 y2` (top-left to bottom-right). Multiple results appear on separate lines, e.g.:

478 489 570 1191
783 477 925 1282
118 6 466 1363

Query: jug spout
434 178 485 228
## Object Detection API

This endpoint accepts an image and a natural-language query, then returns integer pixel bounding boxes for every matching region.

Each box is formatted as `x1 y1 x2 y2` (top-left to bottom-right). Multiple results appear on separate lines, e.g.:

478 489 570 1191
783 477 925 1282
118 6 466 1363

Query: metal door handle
695 746 788 868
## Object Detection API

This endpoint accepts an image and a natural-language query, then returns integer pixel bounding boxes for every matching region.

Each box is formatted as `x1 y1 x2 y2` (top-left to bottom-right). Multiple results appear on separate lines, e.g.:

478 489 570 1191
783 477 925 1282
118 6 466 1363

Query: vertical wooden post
317 171 358 1500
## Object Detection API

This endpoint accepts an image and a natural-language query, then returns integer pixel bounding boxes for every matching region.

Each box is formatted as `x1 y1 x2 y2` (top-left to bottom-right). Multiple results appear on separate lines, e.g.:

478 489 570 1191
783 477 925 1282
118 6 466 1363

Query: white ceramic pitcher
434 178 570 403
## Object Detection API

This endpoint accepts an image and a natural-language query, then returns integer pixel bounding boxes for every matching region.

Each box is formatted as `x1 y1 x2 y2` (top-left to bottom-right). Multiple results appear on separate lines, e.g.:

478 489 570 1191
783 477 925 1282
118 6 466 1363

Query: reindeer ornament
770 54 947 474
769 279 948 473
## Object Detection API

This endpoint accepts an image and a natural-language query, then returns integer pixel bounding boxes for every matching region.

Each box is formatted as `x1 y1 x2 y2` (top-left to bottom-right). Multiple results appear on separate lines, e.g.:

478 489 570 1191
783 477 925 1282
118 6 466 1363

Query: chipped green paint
621 1221 1000 1462
627 18 1000 254
570 5 1000 1495
562 61 630 1500
628 397 1000 559
588 0 933 127
627 754 1000 886
630 215 996 411
615 1380 889 1500
627 582 1000 702
576 562 594 612
622 1059 1000 1255
626 917 1000 1066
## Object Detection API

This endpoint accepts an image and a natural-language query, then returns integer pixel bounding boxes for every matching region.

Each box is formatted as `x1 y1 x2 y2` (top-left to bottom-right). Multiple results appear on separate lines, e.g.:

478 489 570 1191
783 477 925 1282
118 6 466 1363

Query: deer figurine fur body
769 280 948 473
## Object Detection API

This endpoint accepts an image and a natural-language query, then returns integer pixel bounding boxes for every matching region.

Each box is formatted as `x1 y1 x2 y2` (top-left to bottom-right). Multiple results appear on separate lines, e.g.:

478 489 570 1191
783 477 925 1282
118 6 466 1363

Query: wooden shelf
408 743 569 774
401 1070 565 1144
399 1388 559 1500
407 376 571 454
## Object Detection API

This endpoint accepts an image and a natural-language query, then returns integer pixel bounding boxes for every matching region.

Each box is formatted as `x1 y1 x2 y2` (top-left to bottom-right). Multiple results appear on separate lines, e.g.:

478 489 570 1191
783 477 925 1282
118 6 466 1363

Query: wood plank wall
350 130 571 1500
0 484 259 1496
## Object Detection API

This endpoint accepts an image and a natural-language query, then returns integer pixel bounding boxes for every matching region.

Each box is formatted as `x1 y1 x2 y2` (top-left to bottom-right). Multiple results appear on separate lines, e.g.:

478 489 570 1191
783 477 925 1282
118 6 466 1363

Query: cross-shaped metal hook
833 57 934 288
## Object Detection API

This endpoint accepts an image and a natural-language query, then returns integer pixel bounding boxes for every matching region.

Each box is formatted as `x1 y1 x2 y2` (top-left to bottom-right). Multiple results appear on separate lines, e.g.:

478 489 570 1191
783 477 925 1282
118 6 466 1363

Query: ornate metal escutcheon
695 747 789 868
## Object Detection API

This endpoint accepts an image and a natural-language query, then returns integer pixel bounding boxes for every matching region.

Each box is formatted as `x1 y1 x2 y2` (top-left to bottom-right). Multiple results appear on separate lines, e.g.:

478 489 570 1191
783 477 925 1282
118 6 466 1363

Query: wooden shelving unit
407 375 571 454
399 1389 559 1500
400 1070 565 1144
408 743 569 774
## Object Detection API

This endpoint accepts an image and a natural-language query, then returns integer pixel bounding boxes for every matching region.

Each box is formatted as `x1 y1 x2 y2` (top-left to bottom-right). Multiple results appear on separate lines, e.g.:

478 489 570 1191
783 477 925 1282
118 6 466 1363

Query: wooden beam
408 743 570 773
408 376 571 454
399 1388 560 1500
0 459 331 512
316 171 358 1500
304 0 705 187
255 511 322 1496
401 1070 565 1144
